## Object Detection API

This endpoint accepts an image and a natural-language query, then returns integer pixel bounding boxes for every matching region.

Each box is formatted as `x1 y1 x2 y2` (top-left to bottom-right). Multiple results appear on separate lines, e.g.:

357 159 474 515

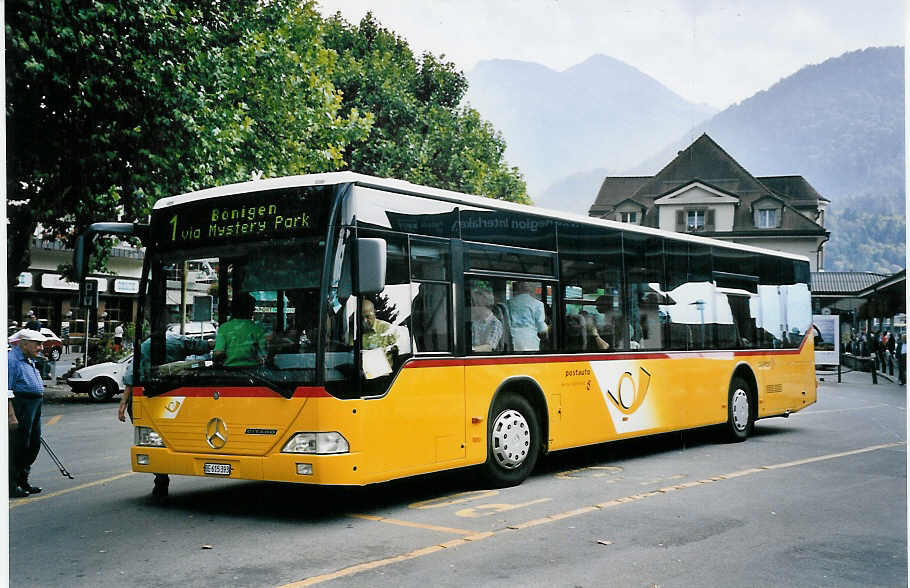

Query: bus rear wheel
482 392 540 487
726 377 754 442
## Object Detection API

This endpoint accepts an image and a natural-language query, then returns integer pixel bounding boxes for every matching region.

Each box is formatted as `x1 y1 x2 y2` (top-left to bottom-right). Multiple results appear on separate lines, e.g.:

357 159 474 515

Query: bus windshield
140 237 327 397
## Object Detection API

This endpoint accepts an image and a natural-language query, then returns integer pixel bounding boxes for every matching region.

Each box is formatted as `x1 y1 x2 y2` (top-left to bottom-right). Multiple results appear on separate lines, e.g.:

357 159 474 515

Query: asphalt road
10 370 907 588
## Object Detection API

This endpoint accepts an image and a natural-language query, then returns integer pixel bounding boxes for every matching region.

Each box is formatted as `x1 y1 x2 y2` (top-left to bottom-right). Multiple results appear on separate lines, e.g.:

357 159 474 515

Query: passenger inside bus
591 295 620 350
470 287 503 352
360 298 400 379
565 312 588 351
507 281 549 351
267 289 320 357
213 293 268 367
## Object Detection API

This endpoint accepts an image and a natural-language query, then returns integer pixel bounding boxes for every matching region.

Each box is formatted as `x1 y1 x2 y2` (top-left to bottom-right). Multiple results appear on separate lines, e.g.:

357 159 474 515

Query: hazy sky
317 0 905 109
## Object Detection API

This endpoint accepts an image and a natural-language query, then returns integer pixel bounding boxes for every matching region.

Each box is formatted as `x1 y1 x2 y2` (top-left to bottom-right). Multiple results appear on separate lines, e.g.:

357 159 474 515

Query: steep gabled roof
589 176 650 215
591 134 826 234
758 175 831 204
629 134 769 201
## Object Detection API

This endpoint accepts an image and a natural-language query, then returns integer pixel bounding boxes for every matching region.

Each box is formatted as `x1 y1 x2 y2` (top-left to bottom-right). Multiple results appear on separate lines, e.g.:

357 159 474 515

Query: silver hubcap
491 408 531 469
731 388 750 431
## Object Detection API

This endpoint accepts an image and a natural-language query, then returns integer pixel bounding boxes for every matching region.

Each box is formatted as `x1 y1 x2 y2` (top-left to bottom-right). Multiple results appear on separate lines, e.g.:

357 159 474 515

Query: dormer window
687 210 704 231
619 211 637 224
756 208 779 228
675 208 715 233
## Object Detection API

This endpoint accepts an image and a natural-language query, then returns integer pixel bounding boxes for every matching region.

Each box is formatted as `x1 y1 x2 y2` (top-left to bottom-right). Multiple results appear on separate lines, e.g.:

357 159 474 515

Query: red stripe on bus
133 386 330 398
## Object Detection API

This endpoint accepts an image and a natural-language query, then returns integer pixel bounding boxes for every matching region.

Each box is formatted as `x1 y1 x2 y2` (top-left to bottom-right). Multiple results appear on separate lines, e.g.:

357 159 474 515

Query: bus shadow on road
534 421 796 476
145 468 482 523
141 423 796 521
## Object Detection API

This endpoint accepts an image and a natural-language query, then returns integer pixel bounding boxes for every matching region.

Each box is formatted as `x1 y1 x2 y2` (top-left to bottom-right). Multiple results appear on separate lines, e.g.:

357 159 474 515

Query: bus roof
153 172 810 264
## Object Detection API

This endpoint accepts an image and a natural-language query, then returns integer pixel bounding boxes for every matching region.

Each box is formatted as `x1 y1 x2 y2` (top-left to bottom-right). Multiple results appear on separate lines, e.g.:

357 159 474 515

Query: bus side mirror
73 222 149 281
357 238 386 294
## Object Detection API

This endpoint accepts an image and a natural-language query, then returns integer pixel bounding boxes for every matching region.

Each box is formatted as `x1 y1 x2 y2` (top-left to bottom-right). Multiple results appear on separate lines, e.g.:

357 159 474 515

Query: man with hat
7 328 47 497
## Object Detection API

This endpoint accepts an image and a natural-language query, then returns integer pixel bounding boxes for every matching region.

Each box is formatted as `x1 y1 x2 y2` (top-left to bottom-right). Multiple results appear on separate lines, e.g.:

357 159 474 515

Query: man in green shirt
214 293 268 367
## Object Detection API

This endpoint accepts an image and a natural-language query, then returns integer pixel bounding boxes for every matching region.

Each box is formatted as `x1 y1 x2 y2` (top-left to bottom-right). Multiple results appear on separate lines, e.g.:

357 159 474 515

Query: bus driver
213 293 268 368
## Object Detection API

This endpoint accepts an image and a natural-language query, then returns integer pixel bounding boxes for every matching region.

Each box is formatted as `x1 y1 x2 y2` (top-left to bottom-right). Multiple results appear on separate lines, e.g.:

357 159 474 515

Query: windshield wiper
143 366 296 399
235 368 295 399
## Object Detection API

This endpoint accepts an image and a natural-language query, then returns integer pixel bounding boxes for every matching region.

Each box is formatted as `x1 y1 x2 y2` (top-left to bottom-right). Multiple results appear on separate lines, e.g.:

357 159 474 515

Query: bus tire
482 392 540 487
726 376 753 442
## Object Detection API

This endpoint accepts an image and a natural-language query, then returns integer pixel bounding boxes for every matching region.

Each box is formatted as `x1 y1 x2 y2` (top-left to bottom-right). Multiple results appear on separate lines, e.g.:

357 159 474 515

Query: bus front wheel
482 392 540 487
726 377 754 442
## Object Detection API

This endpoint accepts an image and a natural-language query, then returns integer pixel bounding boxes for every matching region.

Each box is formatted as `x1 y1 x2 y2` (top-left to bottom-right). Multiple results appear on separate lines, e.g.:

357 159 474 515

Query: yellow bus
75 172 816 490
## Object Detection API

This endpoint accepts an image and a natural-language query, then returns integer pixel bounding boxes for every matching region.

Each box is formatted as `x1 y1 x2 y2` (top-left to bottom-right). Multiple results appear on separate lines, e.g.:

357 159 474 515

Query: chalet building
589 134 830 271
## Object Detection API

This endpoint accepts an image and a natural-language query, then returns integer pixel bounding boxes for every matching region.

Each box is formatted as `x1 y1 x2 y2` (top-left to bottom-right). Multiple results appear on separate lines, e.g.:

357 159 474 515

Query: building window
675 208 714 233
619 211 637 224
687 210 705 232
757 209 778 228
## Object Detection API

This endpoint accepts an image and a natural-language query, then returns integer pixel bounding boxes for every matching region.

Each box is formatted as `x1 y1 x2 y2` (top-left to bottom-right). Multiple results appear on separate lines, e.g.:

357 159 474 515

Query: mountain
464 55 716 206
628 46 905 272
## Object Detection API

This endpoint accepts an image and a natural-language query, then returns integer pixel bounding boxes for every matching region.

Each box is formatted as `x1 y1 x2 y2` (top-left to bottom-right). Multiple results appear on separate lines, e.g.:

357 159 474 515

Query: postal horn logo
604 367 652 414
205 417 229 449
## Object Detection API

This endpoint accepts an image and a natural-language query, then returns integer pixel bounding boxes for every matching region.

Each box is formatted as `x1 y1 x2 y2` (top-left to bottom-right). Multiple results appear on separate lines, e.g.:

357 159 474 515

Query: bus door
359 235 466 479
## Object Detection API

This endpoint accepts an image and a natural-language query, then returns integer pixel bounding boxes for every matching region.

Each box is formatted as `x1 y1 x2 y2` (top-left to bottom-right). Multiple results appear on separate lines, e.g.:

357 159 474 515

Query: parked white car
67 355 132 402
167 321 217 341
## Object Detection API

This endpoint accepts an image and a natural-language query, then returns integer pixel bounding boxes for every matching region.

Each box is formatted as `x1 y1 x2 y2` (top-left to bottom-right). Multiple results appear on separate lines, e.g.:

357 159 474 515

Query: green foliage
154 1 373 190
825 194 905 273
322 12 528 203
7 2 527 286
87 334 129 365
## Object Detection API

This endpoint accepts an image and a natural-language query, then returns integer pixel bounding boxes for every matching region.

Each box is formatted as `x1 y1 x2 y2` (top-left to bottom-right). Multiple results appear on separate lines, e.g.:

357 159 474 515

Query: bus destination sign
153 186 331 251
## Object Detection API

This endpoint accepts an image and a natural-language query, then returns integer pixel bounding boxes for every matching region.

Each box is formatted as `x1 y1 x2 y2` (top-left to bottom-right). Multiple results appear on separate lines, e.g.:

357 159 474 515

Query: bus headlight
135 426 165 447
282 432 349 454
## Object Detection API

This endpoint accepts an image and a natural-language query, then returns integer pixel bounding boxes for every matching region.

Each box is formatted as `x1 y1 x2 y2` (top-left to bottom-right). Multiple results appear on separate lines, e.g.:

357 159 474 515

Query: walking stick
40 436 74 479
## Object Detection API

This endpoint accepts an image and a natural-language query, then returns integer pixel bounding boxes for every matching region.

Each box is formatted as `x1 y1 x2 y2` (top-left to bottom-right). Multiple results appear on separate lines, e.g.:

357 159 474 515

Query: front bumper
130 446 365 485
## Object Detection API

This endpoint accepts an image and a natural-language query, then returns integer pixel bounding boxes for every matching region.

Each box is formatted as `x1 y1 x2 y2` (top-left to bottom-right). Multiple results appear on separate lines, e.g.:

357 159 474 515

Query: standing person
507 282 548 351
119 331 211 499
899 333 907 385
885 331 896 376
873 330 885 372
25 310 41 331
7 329 47 497
113 323 124 352
61 312 72 354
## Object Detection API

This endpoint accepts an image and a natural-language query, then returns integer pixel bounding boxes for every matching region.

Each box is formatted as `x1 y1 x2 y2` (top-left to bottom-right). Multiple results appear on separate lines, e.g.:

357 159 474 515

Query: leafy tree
322 12 528 203
6 0 371 283
7 2 526 288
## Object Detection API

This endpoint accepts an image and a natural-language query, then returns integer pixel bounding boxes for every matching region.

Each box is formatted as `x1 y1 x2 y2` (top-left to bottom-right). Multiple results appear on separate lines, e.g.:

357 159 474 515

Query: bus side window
410 238 452 353
411 283 451 352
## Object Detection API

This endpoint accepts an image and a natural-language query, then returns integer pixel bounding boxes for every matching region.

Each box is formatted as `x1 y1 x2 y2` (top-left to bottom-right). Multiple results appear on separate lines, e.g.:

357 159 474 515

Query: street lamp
692 299 706 347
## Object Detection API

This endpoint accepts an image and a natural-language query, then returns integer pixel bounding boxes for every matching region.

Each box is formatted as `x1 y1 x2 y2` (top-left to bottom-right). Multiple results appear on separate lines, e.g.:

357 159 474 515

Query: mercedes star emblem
205 417 228 449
